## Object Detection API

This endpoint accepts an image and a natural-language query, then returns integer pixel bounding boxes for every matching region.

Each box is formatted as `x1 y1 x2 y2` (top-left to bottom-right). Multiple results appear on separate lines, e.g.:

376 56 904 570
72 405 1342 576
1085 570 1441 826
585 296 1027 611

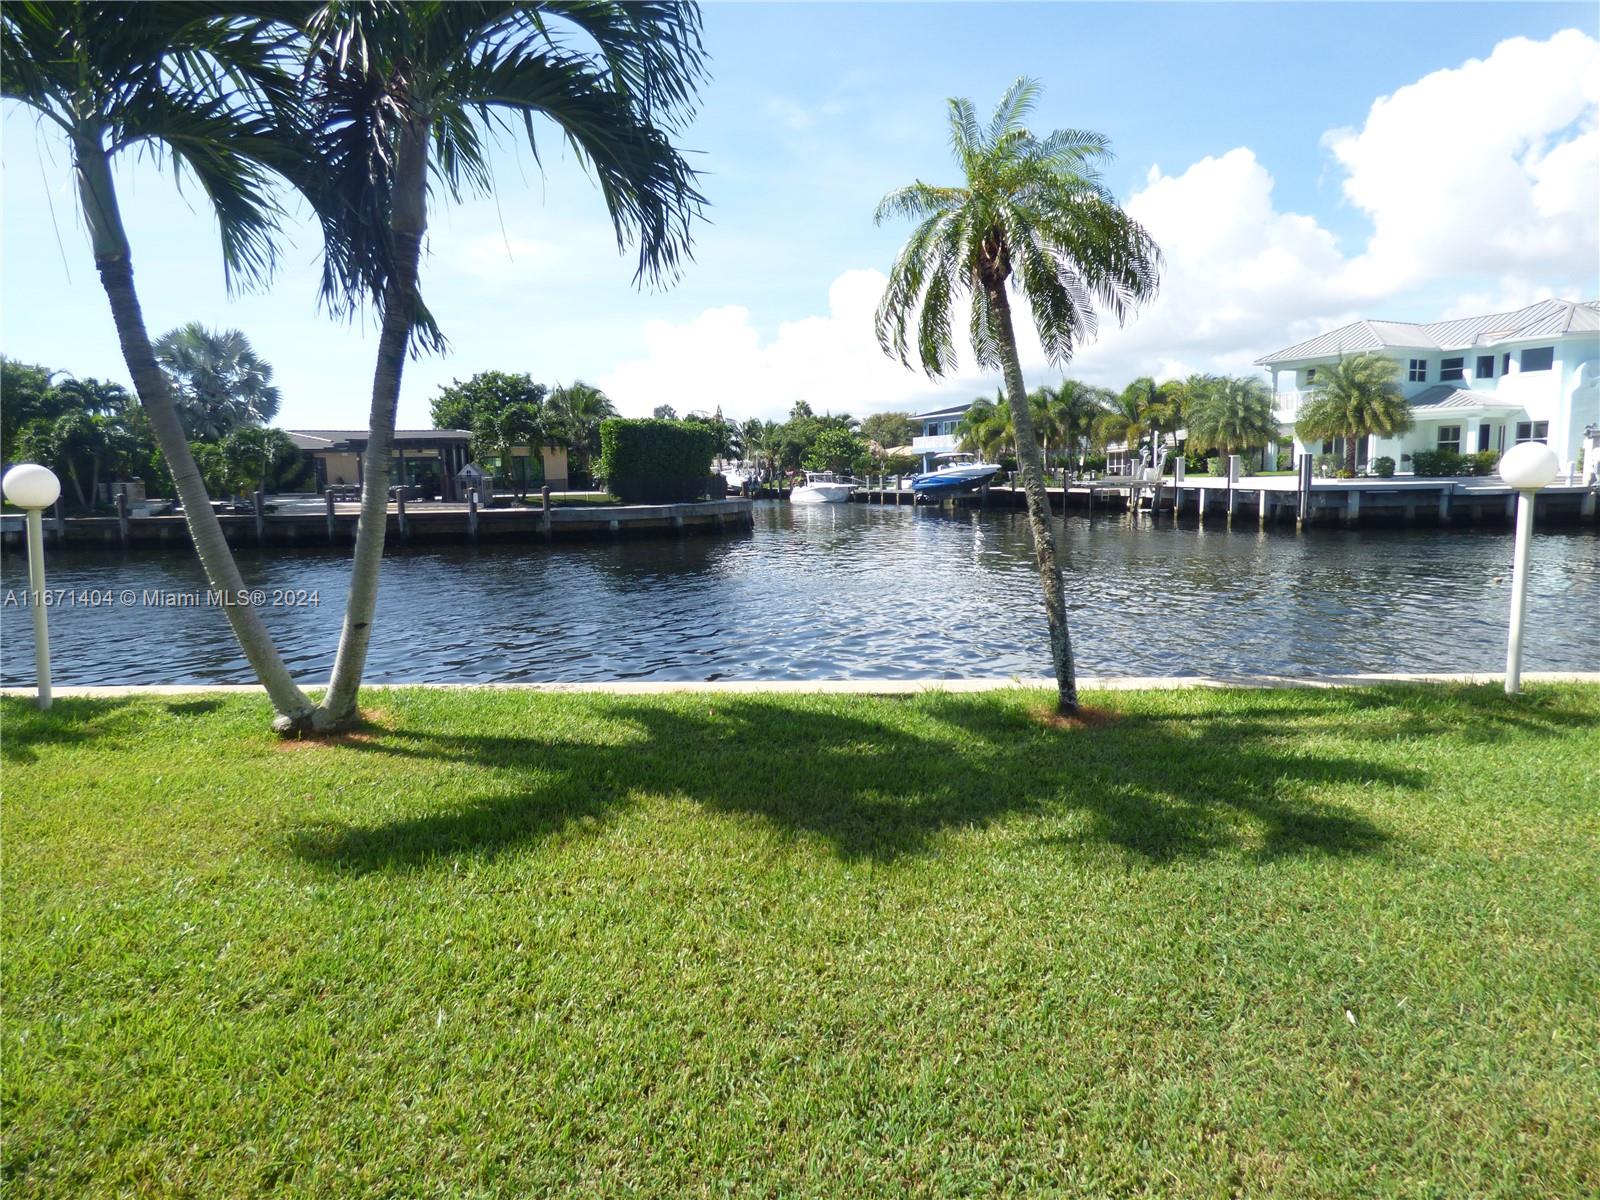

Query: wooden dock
0 497 755 552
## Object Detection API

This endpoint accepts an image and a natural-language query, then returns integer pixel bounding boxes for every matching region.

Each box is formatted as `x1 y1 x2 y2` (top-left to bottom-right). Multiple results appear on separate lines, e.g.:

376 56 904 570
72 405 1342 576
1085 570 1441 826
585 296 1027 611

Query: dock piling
116 487 130 547
326 491 337 542
253 490 265 544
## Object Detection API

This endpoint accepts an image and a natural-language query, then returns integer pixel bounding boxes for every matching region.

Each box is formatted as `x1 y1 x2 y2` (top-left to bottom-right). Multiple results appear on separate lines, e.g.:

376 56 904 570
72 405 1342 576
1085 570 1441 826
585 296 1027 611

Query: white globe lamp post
1497 441 1560 696
3 463 63 708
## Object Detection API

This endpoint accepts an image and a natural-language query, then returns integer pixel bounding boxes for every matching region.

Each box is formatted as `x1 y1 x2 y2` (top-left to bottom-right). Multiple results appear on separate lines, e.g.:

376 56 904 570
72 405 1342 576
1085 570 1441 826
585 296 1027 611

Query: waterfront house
288 429 569 500
909 401 974 472
1256 298 1600 478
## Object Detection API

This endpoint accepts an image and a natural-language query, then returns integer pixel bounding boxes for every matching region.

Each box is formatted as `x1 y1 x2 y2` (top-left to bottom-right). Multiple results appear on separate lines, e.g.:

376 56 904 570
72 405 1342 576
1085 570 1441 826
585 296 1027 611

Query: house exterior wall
1270 329 1598 473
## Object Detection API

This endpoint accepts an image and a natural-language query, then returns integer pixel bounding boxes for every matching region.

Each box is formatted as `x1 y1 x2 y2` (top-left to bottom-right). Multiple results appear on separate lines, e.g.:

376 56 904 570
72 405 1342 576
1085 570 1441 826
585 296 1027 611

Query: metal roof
911 401 974 420
286 428 473 450
1256 299 1600 365
1406 385 1525 416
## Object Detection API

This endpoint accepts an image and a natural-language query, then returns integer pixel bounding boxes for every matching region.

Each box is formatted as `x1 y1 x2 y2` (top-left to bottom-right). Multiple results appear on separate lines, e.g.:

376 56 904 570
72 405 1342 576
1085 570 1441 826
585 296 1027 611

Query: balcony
1273 390 1308 423
910 433 960 455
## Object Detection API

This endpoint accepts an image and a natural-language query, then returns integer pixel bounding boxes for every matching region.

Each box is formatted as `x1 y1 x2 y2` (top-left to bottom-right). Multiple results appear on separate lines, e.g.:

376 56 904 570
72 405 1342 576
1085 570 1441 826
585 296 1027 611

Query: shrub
1371 456 1396 478
1411 449 1463 477
1462 450 1499 477
1276 452 1293 472
1206 456 1224 477
597 418 716 503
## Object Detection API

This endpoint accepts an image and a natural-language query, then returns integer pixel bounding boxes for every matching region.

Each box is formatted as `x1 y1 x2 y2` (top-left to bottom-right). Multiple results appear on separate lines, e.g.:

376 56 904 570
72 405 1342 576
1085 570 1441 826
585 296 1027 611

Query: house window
1520 346 1554 372
1515 421 1549 444
1476 354 1495 379
1408 359 1427 382
1304 367 1317 384
1501 352 1511 374
1440 357 1465 382
1436 425 1462 453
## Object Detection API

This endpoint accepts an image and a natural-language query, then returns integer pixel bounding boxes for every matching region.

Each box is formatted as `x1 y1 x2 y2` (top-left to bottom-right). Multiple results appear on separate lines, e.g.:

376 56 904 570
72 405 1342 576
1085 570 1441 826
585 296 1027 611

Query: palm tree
548 381 616 480
1295 354 1411 475
306 2 707 728
1 2 319 728
957 391 1014 461
1062 381 1115 471
154 323 282 440
1032 379 1110 472
1185 376 1279 466
875 78 1160 713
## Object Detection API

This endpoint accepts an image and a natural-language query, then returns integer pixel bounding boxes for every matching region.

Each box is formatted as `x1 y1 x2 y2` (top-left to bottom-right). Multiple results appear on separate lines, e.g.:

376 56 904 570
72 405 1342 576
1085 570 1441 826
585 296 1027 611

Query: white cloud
601 29 1600 418
1326 28 1599 295
600 269 986 421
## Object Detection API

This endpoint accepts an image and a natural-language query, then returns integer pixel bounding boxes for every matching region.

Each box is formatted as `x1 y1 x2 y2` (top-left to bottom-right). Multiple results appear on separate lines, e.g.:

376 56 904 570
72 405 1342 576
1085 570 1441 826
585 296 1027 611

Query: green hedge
1411 449 1501 477
597 418 716 503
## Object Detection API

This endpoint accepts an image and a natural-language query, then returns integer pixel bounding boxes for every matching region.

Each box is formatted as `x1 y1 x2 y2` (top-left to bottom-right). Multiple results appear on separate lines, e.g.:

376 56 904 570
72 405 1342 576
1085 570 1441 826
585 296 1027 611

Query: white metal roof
1405 385 1525 416
1256 299 1600 365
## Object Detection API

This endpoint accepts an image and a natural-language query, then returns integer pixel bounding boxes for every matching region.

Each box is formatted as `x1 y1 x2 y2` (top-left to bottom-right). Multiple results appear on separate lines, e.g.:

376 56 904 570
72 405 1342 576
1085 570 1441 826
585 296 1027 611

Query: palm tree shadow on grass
284 692 1457 873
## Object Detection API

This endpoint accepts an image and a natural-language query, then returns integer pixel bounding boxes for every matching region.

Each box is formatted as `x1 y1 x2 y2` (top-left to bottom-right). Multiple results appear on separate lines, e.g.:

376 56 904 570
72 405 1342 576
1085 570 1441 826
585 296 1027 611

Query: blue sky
3 2 1596 428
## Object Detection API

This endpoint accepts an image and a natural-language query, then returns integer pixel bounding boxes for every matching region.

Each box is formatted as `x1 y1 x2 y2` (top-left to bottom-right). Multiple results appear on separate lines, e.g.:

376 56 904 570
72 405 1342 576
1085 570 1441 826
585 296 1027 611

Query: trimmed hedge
598 418 716 503
1411 449 1501 478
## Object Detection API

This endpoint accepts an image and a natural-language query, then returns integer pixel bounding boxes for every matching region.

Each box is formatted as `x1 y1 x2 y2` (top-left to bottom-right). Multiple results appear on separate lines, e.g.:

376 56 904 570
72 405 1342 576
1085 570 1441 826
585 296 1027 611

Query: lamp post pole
1504 487 1535 696
1496 442 1560 697
4 464 63 709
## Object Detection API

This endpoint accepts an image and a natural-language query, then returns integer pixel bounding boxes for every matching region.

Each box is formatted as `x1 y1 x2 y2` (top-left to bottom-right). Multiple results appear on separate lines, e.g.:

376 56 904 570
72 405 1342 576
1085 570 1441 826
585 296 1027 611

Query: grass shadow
276 687 1505 873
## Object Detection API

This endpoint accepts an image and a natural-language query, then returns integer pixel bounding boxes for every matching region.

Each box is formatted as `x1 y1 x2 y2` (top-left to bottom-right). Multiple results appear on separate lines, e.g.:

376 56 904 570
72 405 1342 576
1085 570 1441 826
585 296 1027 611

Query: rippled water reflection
3 502 1596 685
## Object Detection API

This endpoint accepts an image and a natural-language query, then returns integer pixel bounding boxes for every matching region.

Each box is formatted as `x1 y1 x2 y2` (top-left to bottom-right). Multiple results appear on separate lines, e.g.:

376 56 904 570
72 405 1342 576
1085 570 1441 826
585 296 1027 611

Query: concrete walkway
4 671 1597 700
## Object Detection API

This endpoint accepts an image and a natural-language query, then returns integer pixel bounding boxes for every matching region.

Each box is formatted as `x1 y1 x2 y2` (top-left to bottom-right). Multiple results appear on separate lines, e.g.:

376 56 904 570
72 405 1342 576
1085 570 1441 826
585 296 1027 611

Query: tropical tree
303 1 706 729
957 391 1014 461
154 322 282 440
0 2 320 727
803 427 869 475
548 381 615 479
1035 379 1111 471
652 404 679 420
219 426 308 496
875 79 1160 713
1185 376 1278 464
432 370 548 435
858 411 917 454
476 402 546 497
1295 353 1411 474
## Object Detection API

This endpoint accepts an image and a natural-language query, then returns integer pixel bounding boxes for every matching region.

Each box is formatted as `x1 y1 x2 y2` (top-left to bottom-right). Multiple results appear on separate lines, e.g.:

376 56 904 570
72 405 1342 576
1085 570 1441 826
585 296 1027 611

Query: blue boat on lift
910 453 1003 498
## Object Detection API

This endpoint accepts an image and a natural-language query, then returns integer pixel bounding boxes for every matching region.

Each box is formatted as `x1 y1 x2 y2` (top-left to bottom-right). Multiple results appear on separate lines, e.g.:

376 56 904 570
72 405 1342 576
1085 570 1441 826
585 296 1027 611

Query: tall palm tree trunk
987 282 1079 714
317 116 429 728
79 139 318 730
1344 433 1359 476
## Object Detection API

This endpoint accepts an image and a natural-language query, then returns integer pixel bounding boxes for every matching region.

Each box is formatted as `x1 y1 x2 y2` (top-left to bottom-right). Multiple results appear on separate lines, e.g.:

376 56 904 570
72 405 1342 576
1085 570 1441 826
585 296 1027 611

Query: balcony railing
910 433 960 454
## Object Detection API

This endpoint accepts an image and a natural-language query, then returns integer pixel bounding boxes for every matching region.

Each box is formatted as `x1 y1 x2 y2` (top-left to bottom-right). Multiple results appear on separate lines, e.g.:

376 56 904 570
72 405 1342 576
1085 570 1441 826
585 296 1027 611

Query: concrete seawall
0 498 755 552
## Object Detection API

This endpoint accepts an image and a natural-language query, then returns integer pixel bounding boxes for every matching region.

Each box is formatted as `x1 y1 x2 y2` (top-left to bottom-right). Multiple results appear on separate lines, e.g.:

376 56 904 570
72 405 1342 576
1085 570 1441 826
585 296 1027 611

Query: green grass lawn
4 685 1597 1198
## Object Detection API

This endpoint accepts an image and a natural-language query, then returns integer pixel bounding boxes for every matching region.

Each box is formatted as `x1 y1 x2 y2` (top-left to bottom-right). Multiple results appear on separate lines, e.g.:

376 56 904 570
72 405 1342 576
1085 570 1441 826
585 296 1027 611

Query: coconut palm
1295 353 1411 475
1185 376 1278 464
154 322 282 440
875 78 1160 712
303 2 706 727
1030 379 1111 471
1 2 319 727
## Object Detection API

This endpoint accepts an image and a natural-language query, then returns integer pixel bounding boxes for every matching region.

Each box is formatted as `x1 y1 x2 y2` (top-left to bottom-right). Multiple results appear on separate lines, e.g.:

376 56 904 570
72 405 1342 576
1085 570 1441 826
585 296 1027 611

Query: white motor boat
789 471 856 504
909 453 1003 498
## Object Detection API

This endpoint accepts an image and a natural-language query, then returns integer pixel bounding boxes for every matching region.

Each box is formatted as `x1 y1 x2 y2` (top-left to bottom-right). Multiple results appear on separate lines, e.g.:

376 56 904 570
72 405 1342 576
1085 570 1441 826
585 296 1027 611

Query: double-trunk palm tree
876 79 1160 714
2 2 320 728
1295 353 1412 475
304 1 705 728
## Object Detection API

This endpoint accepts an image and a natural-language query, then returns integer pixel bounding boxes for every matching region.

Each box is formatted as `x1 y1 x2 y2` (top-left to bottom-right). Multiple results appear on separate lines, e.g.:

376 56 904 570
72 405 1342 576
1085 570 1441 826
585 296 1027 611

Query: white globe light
1498 441 1560 490
3 463 62 510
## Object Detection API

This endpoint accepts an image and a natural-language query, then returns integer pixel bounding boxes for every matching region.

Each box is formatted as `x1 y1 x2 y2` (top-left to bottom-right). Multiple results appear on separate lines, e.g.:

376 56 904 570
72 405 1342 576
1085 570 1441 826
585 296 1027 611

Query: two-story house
909 401 973 472
1256 298 1600 477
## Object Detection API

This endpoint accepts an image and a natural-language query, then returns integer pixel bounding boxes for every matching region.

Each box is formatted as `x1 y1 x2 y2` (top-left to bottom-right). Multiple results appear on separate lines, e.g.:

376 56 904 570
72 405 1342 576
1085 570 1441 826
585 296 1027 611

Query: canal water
2 502 1596 686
